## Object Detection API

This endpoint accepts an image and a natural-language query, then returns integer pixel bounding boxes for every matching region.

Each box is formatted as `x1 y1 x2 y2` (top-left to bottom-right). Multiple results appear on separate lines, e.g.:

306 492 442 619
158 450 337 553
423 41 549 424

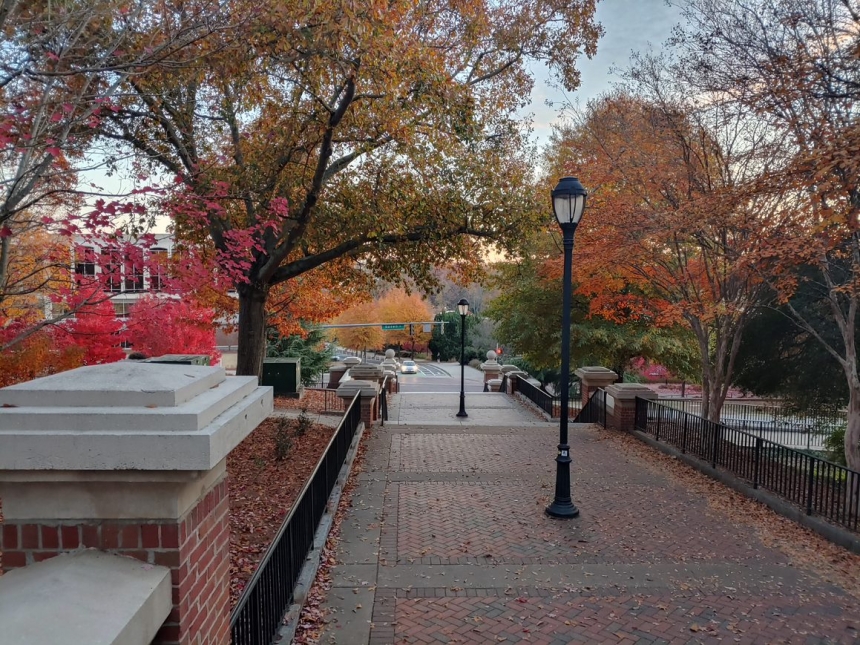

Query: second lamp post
456 298 469 418
546 177 587 519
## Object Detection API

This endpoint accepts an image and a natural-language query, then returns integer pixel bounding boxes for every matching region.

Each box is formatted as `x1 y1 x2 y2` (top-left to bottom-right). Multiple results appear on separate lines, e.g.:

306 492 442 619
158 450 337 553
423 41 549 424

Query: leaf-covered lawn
228 414 336 605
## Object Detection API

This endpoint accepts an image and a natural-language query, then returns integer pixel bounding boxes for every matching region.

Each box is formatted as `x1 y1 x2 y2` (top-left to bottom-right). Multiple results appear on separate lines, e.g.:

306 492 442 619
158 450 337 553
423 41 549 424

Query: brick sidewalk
317 397 860 645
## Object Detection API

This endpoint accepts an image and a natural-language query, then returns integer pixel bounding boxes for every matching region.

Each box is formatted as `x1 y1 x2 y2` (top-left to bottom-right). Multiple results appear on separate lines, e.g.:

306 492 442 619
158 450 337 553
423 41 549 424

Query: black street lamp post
456 298 469 418
546 177 587 519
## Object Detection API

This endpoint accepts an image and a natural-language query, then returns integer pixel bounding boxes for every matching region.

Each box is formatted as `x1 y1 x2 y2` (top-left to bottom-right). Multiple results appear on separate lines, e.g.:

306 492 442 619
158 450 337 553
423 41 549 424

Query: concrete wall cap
337 380 379 397
500 365 519 373
0 550 171 645
574 366 618 385
0 362 224 408
0 383 273 471
342 357 362 366
605 383 659 401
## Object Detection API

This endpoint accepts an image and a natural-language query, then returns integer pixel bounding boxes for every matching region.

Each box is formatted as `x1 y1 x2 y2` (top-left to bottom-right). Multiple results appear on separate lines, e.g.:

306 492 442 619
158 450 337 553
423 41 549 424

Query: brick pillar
605 383 658 432
360 395 376 426
327 366 348 390
0 362 272 645
574 366 618 407
0 472 230 644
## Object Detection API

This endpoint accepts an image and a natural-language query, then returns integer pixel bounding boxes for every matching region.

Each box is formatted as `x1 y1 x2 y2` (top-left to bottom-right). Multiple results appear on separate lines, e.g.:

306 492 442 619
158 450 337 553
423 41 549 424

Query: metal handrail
230 392 362 645
636 397 859 533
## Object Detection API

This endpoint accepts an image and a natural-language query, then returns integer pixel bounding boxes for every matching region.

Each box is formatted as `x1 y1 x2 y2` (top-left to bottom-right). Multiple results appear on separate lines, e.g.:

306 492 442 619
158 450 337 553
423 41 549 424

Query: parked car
400 360 419 374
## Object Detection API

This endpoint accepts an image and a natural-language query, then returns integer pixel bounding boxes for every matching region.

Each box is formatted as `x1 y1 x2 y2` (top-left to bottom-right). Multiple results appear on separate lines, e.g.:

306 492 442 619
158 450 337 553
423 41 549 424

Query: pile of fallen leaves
292 438 370 644
228 415 337 605
274 390 341 415
601 428 860 598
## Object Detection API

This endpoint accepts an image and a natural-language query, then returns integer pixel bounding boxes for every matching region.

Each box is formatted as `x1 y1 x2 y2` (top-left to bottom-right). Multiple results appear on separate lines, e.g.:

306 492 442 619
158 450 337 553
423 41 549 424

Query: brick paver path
318 395 859 645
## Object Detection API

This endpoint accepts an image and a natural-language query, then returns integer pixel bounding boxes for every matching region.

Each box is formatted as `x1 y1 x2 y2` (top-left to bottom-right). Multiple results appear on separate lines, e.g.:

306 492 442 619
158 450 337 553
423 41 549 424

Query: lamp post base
545 499 580 518
546 444 578 518
456 393 468 417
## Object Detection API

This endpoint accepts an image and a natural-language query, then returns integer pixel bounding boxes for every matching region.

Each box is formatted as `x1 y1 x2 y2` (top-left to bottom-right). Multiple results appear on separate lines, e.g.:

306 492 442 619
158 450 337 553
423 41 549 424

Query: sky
527 0 683 147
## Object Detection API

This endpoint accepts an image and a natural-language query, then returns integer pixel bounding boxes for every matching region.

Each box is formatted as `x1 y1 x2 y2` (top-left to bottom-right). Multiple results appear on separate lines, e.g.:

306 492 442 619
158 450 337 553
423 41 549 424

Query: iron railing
380 377 388 426
304 387 347 414
635 398 859 533
231 393 363 645
660 398 845 451
515 375 555 416
574 388 606 426
513 374 583 419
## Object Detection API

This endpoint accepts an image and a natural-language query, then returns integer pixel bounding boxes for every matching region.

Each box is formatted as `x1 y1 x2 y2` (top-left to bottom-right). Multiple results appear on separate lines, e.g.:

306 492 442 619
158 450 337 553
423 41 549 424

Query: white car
400 360 419 374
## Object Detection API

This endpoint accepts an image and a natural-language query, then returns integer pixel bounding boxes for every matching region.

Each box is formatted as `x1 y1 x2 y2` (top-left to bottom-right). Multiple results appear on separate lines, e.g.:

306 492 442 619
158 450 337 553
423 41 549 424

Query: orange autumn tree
673 0 860 471
333 301 384 354
104 0 602 378
549 90 773 419
377 289 433 353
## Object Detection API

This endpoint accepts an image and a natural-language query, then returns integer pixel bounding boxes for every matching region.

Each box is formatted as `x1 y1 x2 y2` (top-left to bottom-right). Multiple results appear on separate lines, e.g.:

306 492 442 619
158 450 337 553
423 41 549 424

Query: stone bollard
342 356 362 367
604 383 658 432
337 379 380 427
574 366 618 408
480 350 502 387
0 362 273 645
487 378 503 392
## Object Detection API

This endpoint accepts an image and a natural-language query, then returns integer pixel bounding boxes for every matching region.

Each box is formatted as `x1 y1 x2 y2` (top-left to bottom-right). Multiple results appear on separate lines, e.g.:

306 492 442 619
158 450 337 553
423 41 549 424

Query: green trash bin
262 358 302 396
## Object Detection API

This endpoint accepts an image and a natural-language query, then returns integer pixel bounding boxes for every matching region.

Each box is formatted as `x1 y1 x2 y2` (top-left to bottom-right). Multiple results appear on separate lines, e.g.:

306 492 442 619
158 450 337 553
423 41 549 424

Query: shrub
468 358 481 369
273 418 293 461
294 409 313 437
823 425 847 466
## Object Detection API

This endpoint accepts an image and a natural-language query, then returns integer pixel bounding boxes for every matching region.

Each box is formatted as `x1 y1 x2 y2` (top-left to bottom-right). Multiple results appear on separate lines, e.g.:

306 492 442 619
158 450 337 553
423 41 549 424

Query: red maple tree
127 295 220 365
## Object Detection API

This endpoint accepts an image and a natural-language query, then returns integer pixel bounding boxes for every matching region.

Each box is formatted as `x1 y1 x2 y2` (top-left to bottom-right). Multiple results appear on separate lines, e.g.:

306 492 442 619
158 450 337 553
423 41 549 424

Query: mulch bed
273 390 345 415
228 414 337 606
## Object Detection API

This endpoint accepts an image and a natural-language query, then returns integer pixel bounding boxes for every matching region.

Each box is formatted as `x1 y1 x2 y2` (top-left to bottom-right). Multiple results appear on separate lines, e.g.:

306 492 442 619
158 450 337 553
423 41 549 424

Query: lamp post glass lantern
456 298 469 418
546 176 586 519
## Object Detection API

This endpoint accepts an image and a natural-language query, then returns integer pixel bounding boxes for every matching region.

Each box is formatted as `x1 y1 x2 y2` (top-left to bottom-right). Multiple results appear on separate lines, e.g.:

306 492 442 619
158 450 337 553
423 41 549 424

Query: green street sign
381 324 405 331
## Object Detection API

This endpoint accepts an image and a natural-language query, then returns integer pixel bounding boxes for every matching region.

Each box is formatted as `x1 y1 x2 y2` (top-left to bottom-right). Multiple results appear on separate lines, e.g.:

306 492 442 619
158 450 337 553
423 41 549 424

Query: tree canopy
98 0 602 376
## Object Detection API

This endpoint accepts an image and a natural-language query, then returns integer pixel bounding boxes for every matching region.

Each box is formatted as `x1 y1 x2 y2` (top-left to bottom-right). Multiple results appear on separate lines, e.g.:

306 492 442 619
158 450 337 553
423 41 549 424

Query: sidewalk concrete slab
389 393 549 426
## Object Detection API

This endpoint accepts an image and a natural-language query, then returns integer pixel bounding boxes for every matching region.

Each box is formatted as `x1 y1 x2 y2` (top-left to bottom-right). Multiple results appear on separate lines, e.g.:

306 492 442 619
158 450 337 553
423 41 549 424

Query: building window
102 248 122 293
124 250 144 293
74 246 96 282
149 247 168 291
113 301 132 318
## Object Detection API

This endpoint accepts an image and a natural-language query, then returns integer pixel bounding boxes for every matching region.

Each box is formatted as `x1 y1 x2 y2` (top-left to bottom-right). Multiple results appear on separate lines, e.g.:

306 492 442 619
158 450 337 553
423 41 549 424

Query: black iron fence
231 393 363 645
380 377 388 426
660 398 845 451
304 387 347 414
514 375 555 416
574 388 606 426
635 398 859 533
513 375 583 419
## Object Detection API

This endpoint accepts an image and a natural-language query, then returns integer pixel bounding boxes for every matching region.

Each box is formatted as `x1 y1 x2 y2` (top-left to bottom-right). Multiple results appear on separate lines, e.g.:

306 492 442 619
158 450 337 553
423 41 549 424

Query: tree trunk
846 385 860 473
236 282 269 380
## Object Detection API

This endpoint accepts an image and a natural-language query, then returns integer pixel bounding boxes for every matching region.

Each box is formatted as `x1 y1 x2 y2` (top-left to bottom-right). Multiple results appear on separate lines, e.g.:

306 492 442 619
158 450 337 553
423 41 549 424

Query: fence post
753 436 762 489
711 423 721 468
806 457 816 516
655 407 661 441
681 413 689 454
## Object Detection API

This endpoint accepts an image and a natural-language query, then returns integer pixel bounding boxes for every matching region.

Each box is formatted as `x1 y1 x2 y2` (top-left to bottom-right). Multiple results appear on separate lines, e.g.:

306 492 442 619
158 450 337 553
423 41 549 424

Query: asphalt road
397 361 486 393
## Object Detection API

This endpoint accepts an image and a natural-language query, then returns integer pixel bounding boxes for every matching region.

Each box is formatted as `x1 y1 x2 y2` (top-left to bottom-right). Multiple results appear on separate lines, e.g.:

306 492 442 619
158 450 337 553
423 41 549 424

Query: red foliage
55 291 126 365
127 295 221 365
